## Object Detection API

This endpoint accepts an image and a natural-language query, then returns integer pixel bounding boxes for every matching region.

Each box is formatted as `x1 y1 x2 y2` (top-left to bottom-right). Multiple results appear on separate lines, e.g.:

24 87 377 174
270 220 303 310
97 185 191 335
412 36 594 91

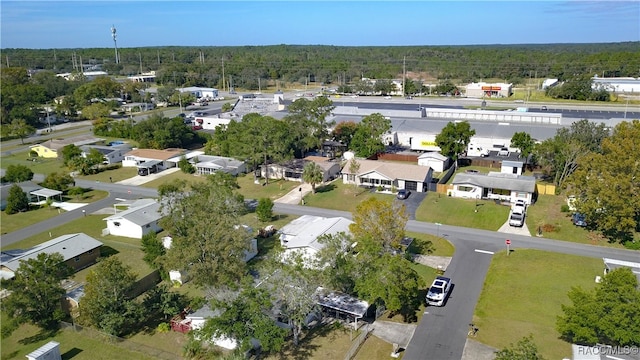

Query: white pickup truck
426 276 452 307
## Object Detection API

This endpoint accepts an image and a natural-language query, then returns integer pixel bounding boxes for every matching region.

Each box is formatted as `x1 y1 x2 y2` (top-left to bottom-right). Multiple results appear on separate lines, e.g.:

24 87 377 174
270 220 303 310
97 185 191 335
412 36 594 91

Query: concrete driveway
497 219 532 237
395 191 427 220
117 167 180 186
370 320 417 349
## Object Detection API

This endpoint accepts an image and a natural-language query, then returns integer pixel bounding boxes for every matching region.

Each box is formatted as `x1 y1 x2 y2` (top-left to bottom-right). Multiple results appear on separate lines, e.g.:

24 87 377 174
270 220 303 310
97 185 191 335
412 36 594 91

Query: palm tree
302 162 324 194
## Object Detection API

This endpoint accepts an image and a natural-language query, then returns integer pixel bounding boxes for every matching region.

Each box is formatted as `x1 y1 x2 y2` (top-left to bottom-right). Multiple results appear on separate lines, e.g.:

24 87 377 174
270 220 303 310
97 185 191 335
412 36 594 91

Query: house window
114 222 121 227
459 186 474 192
493 188 510 196
145 224 151 228
74 256 80 262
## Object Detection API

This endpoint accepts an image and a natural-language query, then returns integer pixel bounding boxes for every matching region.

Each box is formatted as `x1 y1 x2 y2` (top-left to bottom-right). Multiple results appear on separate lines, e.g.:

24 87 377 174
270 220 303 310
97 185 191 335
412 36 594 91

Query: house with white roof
0 233 103 280
450 172 536 204
0 181 63 210
341 159 433 193
417 152 451 172
278 215 353 267
102 199 163 239
261 156 341 183
122 148 185 174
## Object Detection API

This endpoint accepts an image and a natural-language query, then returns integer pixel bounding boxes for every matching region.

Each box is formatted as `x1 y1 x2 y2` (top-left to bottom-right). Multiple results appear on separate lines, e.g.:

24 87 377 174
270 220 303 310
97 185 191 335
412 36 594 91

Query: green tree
80 257 143 336
1 253 73 332
143 284 187 320
535 119 609 188
256 198 274 222
60 144 82 166
159 174 250 288
141 232 166 269
313 232 357 293
494 335 545 360
80 102 112 120
9 118 35 144
511 131 535 167
435 121 476 168
557 268 640 347
41 172 75 191
354 252 424 322
331 121 358 148
2 164 34 183
5 184 29 214
350 197 408 250
350 113 391 158
67 186 85 200
567 120 640 243
202 284 289 353
177 156 195 174
374 79 394 95
221 102 233 112
287 96 336 151
348 158 361 196
302 161 324 194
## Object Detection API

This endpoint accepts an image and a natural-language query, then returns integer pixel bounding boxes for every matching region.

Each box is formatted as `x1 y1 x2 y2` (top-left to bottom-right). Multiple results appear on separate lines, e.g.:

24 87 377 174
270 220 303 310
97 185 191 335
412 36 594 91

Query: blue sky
1 1 639 48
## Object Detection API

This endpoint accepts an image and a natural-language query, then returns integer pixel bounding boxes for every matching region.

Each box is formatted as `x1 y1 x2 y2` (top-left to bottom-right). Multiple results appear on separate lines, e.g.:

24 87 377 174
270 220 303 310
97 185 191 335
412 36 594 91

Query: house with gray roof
0 181 63 210
278 215 353 267
341 159 433 193
80 143 131 165
0 233 103 280
193 155 247 176
102 198 163 239
260 156 342 183
450 171 536 205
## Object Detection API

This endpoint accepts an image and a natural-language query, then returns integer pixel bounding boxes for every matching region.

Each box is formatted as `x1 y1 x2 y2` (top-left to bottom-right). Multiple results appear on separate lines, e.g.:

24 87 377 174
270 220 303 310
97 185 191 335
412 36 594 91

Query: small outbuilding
417 152 451 172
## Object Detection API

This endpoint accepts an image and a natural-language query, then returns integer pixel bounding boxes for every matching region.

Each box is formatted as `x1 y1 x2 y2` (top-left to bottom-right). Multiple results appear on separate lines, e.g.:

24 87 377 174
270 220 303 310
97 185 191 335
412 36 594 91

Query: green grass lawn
415 195 510 231
302 181 392 213
139 170 207 189
406 231 455 257
236 175 301 201
0 190 108 235
2 215 153 280
77 166 138 183
265 322 363 360
473 249 603 360
526 195 626 248
0 315 157 360
0 150 67 175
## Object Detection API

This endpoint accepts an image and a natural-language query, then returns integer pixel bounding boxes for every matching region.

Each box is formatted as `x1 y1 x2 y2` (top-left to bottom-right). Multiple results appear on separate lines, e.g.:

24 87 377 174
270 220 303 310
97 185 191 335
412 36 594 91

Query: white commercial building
465 82 513 98
592 76 640 93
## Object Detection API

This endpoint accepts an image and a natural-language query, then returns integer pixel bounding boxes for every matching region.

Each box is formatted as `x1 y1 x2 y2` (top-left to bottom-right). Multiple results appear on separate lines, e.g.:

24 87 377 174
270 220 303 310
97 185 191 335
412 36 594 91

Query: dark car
572 213 587 227
397 189 411 200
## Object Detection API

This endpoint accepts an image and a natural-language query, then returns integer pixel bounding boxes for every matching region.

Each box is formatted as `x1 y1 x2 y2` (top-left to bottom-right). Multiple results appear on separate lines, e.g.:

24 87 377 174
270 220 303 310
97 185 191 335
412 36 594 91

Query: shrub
256 198 274 222
560 204 570 212
377 185 384 192
157 322 170 333
541 224 558 232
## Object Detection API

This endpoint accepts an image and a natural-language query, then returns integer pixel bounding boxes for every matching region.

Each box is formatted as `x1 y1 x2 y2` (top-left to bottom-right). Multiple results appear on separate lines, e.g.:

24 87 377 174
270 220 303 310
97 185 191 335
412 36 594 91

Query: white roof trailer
603 258 640 283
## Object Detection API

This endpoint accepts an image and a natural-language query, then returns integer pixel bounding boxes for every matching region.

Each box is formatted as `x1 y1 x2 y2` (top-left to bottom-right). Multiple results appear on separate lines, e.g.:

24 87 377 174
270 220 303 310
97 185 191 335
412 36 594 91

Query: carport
137 160 161 176
316 287 371 330
30 188 63 204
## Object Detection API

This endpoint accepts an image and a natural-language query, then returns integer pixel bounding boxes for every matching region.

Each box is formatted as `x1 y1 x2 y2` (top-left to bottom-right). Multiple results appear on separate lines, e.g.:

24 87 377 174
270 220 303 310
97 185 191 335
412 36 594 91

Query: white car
426 276 452 307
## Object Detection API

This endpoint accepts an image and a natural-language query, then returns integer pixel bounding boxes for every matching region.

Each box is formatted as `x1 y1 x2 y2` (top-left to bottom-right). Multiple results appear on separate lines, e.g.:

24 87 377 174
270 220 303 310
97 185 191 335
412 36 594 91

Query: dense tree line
93 113 204 149
3 43 638 90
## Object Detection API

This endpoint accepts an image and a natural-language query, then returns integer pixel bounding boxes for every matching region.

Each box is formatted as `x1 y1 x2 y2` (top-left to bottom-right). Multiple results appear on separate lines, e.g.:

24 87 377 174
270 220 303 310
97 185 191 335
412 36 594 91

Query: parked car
509 211 525 227
572 213 587 227
498 147 510 157
541 106 548 111
396 189 411 200
426 276 452 307
192 125 203 130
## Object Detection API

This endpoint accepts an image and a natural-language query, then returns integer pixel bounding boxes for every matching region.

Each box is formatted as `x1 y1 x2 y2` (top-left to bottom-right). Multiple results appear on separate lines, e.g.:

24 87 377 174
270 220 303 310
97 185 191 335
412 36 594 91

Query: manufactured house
341 159 433 193
261 156 341 183
0 233 103 280
278 215 353 267
102 199 163 239
29 135 103 158
450 172 536 205
0 181 63 210
192 155 247 176
122 148 185 174
80 144 131 165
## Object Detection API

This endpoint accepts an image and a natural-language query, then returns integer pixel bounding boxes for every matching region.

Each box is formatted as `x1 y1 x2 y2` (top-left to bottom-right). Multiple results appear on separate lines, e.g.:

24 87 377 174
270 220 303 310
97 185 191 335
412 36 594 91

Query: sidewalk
274 182 314 205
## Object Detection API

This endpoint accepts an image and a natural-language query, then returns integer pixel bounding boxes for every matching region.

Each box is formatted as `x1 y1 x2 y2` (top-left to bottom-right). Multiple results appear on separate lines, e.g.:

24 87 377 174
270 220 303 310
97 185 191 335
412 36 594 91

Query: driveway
395 191 427 220
116 167 180 186
497 219 532 237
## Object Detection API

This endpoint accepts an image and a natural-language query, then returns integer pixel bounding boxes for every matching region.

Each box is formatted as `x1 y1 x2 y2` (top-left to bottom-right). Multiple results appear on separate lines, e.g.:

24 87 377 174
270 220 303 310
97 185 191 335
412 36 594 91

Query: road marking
498 122 510 126
474 249 495 255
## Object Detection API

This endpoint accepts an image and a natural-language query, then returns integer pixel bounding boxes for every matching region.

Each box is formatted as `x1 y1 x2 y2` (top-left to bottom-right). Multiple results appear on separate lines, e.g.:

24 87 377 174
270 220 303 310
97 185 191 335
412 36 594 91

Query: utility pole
138 52 143 74
157 50 160 65
403 56 406 97
221 56 225 92
5 55 8 67
79 55 83 74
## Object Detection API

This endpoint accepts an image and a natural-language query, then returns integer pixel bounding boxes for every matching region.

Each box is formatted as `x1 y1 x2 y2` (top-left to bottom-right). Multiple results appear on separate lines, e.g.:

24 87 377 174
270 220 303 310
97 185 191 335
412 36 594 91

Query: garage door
405 181 418 191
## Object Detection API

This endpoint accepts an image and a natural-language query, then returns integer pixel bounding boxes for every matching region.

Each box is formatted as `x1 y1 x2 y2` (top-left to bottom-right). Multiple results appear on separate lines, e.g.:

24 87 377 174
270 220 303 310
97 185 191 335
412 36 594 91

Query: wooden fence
536 183 556 195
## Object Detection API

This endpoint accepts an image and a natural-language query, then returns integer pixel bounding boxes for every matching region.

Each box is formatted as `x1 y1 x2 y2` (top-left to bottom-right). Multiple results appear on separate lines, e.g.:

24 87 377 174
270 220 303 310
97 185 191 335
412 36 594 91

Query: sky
1 1 639 49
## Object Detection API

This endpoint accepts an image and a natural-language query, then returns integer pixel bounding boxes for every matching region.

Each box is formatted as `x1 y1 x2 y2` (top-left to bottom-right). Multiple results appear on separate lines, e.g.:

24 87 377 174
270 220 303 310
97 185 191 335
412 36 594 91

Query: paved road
0 179 159 247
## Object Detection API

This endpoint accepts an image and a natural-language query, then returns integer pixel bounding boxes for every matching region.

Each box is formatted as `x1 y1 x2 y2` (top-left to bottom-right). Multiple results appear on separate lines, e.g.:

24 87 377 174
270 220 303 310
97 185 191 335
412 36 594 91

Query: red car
192 125 202 130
